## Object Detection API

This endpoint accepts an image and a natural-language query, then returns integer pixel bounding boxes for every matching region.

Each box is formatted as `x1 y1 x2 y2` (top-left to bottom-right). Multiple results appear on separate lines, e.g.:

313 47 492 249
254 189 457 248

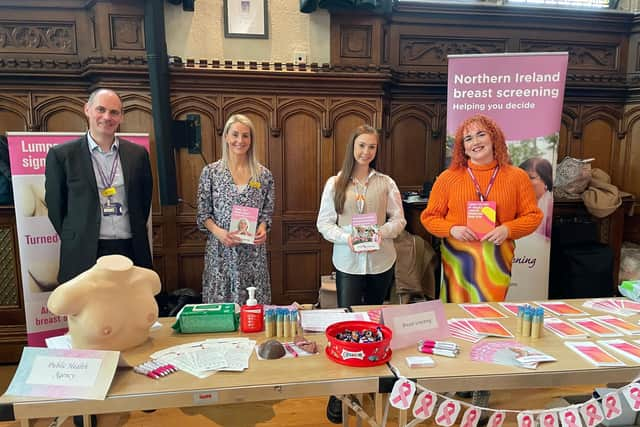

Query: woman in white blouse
317 124 406 308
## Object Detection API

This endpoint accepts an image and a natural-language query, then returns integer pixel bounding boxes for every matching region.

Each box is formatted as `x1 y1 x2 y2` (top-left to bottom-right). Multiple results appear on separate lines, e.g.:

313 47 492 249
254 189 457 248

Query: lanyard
352 177 368 214
92 149 120 191
466 166 499 201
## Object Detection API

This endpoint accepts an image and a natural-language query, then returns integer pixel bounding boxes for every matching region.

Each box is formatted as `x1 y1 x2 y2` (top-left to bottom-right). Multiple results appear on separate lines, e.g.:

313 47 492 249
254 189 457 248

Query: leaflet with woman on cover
230 205 258 244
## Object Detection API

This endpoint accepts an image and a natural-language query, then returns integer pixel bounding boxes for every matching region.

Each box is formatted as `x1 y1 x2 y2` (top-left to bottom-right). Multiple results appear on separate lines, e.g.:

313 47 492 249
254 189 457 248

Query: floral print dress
197 160 275 305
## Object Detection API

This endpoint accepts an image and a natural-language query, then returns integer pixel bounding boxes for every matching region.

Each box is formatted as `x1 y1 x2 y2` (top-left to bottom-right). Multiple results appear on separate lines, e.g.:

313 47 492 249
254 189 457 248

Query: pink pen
418 340 459 350
418 347 458 358
284 342 299 357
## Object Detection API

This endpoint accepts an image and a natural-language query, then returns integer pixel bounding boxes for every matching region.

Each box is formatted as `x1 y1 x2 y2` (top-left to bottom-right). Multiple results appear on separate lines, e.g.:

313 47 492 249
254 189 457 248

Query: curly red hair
449 114 511 170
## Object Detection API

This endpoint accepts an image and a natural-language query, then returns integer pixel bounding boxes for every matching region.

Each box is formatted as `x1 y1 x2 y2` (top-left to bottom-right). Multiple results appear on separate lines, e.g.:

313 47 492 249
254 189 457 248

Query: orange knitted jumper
421 160 542 240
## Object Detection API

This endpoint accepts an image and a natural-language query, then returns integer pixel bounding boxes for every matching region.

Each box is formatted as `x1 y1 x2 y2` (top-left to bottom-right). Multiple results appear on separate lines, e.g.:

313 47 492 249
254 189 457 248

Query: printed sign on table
5 347 119 400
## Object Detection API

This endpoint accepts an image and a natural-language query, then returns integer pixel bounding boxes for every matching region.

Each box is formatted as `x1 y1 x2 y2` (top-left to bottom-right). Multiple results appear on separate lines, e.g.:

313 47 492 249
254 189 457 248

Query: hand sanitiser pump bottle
240 286 264 333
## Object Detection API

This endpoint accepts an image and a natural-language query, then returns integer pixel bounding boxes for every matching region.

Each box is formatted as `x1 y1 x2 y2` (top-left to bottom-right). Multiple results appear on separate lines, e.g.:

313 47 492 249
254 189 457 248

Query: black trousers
97 239 134 260
335 265 394 308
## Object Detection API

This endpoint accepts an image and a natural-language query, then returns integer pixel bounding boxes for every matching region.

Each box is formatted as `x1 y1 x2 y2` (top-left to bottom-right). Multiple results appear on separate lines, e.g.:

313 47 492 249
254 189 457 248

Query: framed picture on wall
224 0 269 39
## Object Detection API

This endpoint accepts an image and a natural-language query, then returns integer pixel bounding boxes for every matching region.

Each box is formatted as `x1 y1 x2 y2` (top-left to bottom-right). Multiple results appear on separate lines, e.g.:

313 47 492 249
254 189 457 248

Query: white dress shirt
317 169 406 275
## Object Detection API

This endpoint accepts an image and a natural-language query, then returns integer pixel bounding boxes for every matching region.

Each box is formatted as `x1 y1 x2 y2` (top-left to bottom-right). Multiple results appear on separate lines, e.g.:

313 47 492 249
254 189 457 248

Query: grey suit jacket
45 135 153 283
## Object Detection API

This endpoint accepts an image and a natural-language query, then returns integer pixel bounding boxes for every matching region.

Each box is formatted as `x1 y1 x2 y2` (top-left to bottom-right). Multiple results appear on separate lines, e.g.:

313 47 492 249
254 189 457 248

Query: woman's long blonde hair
221 114 261 180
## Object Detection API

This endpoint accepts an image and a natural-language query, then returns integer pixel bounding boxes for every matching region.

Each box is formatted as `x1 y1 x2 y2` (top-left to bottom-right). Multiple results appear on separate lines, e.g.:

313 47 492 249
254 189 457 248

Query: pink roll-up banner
446 52 568 300
7 132 150 346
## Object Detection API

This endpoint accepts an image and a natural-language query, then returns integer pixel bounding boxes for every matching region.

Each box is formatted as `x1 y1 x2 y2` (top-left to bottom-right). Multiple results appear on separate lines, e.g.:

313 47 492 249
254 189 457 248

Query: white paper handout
300 309 370 332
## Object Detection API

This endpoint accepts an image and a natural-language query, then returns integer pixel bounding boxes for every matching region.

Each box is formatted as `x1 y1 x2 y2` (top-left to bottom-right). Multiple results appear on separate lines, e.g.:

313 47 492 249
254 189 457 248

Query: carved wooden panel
283 221 319 244
331 14 383 66
399 37 505 67
177 223 206 248
520 40 619 72
580 111 620 186
0 226 18 307
0 109 27 133
109 15 145 50
177 254 205 294
0 21 76 54
340 25 372 59
152 223 163 247
623 106 640 200
388 103 442 191
283 251 320 301
280 107 322 215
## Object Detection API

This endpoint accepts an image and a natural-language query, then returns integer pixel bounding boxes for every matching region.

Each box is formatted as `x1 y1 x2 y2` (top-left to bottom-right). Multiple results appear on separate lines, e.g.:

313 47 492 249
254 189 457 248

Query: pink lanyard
466 166 499 202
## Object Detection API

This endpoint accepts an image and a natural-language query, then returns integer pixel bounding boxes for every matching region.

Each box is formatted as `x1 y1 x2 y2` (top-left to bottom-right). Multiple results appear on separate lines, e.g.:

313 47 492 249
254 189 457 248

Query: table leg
19 419 31 427
375 393 384 423
398 407 408 427
83 414 93 427
342 397 349 427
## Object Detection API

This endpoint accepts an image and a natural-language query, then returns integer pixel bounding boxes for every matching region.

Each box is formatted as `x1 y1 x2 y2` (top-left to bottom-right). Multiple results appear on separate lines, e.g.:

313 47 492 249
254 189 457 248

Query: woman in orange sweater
421 114 542 303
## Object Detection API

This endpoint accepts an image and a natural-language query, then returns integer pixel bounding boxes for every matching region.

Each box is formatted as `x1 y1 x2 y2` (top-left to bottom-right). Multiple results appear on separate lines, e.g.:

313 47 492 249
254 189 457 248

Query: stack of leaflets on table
592 315 640 335
568 318 622 338
470 340 556 369
564 341 626 367
230 205 258 244
150 338 255 378
598 339 640 363
448 318 513 342
543 317 588 339
498 302 528 317
583 298 640 317
351 213 380 252
459 303 508 319
534 301 586 316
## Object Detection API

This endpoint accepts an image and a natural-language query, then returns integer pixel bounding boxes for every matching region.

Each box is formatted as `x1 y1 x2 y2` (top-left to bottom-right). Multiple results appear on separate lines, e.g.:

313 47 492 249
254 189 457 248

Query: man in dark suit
45 88 153 283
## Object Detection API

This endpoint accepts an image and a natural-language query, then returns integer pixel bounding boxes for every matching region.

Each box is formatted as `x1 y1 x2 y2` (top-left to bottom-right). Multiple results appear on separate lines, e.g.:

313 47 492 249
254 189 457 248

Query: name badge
102 187 117 197
102 202 123 216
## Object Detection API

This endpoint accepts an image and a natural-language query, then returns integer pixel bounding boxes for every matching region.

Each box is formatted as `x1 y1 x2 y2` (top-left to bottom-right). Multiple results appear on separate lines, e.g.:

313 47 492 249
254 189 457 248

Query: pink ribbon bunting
489 412 505 427
629 387 640 410
604 395 621 419
391 381 413 408
436 401 458 425
583 403 603 426
461 407 479 427
542 413 557 427
518 413 534 427
562 410 580 427
413 392 435 418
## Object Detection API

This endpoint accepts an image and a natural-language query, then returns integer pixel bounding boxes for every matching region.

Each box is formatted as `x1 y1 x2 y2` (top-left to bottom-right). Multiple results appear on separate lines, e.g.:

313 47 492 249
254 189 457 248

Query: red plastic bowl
325 320 392 367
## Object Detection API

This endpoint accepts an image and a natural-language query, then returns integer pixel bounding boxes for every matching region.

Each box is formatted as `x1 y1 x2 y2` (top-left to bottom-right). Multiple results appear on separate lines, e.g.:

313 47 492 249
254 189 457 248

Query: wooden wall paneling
622 104 640 201
330 14 385 67
558 109 578 162
0 95 29 133
276 99 324 304
36 95 86 132
579 106 622 185
0 207 26 363
171 98 219 217
388 102 437 193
